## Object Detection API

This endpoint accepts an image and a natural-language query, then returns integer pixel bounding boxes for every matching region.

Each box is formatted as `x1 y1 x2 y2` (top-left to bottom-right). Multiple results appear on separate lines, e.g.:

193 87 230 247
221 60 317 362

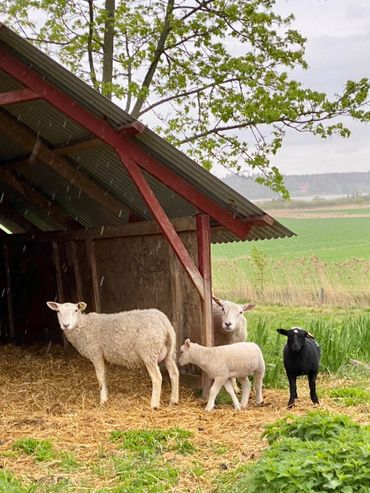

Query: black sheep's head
277 327 315 353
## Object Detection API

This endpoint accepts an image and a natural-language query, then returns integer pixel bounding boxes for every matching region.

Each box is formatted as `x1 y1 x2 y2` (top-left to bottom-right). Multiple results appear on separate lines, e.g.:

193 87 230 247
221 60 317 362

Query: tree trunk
102 0 115 99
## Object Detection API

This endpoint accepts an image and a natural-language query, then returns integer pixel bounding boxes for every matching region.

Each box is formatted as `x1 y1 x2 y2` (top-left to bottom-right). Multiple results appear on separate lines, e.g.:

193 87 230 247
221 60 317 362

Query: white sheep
46 301 179 408
179 338 265 411
212 297 255 392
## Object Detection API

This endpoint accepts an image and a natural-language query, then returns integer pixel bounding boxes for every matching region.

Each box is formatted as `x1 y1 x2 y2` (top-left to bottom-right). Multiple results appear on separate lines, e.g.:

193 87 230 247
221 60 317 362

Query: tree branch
131 0 175 118
87 0 100 91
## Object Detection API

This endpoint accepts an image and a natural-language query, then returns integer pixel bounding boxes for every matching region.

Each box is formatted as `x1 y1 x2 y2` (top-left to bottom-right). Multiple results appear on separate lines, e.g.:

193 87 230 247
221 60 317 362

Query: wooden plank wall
0 218 203 350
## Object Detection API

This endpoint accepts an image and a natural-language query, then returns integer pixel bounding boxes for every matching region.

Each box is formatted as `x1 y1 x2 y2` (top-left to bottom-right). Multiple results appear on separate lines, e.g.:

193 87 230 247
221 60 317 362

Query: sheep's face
214 299 255 333
277 327 314 353
178 339 192 366
46 301 87 331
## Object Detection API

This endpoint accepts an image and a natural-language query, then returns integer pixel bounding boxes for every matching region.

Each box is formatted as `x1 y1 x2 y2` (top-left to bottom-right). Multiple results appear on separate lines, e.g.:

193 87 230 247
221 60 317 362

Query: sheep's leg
164 355 180 405
308 372 319 405
231 377 240 394
240 377 251 408
144 362 163 409
223 379 241 410
205 377 224 411
254 371 264 405
92 356 108 405
287 373 298 408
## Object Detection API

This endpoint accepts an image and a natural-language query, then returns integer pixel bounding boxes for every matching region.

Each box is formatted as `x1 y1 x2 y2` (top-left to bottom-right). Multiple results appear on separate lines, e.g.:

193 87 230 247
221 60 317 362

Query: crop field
212 204 370 306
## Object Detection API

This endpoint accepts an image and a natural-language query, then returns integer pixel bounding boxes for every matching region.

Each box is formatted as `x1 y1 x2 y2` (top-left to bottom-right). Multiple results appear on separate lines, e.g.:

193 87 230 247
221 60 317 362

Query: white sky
268 0 370 176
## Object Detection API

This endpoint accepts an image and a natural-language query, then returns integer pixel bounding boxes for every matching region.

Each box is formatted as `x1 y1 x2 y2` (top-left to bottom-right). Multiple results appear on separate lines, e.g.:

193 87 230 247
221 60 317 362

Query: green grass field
212 217 370 262
211 213 370 306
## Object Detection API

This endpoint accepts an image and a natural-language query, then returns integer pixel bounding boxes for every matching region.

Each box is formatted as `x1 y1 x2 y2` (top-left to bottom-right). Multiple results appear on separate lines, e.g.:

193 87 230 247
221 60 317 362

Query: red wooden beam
116 148 205 298
0 88 40 106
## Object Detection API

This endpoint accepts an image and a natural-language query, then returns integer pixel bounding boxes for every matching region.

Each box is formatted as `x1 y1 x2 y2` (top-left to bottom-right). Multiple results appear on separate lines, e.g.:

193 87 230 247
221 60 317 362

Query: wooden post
3 244 15 341
169 248 184 348
52 242 64 301
196 214 213 399
69 241 83 301
52 241 69 349
86 238 101 312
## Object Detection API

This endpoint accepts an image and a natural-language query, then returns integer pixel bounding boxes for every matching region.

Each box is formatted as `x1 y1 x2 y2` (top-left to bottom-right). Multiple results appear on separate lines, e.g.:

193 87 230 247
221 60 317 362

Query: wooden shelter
0 25 294 391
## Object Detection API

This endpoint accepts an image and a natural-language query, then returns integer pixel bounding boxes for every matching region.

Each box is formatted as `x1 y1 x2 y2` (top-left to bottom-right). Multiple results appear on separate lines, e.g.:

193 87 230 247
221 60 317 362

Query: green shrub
262 410 363 444
217 411 370 493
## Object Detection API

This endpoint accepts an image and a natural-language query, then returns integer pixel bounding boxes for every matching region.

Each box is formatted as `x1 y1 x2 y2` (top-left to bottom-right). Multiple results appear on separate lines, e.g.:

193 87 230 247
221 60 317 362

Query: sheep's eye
239 311 243 315
75 309 78 313
221 307 225 312
180 350 183 354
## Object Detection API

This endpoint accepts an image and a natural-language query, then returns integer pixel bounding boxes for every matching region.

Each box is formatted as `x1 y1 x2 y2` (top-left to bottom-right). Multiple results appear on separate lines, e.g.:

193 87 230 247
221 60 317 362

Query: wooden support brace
0 88 40 106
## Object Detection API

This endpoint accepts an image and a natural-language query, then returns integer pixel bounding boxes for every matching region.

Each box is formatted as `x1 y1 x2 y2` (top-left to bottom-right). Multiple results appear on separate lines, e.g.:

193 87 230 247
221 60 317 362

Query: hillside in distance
223 171 370 200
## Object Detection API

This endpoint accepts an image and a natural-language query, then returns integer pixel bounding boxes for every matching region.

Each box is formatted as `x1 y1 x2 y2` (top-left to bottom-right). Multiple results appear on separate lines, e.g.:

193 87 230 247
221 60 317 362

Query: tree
1 0 370 197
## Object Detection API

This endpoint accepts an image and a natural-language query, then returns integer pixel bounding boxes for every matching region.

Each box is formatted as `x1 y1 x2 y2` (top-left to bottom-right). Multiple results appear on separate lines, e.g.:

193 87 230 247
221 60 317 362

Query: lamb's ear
212 296 223 307
243 303 255 312
46 301 59 311
277 328 289 336
305 331 315 339
184 338 191 348
77 302 87 312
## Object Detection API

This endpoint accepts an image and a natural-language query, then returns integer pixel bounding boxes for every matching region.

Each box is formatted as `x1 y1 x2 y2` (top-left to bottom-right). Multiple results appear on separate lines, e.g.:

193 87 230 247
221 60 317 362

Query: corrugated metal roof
0 24 294 243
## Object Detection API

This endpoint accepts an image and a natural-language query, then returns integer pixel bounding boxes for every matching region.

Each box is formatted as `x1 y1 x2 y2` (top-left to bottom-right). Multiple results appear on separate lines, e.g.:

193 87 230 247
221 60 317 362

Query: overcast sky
267 0 370 176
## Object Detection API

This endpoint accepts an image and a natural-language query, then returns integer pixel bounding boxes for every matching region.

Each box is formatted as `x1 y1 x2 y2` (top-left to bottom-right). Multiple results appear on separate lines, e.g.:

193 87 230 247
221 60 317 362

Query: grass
213 217 370 262
5 429 196 492
212 214 370 306
326 386 370 407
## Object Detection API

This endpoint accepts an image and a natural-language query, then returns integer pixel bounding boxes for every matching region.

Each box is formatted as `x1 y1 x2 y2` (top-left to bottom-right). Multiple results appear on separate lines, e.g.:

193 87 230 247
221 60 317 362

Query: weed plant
216 411 370 493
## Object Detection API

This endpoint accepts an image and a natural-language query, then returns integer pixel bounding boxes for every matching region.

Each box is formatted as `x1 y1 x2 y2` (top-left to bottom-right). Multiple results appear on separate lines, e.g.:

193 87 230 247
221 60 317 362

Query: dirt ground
0 345 368 492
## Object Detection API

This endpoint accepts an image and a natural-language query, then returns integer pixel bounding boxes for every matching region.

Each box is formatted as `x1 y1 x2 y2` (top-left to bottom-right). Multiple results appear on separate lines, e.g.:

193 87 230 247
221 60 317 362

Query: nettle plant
221 411 370 493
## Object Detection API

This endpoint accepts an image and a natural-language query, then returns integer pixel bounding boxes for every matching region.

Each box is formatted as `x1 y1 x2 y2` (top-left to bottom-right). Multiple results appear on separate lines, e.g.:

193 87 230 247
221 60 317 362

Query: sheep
277 327 321 408
46 301 179 409
212 297 255 392
178 338 265 411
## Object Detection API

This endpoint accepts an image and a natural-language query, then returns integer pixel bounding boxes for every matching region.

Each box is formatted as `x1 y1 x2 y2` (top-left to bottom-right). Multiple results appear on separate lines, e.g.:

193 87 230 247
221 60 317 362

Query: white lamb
179 338 265 411
46 301 179 408
212 297 255 392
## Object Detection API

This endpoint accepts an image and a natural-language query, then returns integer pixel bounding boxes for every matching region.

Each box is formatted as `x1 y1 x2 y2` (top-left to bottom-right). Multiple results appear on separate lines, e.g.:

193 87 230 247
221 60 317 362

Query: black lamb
277 327 321 408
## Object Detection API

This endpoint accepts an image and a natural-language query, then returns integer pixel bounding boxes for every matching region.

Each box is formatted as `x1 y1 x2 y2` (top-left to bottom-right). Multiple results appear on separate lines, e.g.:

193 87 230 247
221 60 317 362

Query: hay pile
0 345 368 492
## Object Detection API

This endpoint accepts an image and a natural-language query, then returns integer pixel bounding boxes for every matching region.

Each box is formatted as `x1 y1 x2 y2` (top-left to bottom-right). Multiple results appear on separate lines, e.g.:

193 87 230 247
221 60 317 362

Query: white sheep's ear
77 302 87 312
305 331 315 339
243 303 255 312
212 296 223 307
184 338 191 348
277 328 289 336
46 301 59 311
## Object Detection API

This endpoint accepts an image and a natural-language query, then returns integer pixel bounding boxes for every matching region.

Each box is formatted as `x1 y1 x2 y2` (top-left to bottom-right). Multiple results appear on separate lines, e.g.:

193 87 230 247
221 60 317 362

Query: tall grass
248 316 370 387
212 255 370 307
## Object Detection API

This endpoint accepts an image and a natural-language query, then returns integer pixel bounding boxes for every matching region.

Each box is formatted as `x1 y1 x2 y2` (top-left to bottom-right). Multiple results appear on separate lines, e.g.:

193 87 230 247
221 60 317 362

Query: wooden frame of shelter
0 25 294 395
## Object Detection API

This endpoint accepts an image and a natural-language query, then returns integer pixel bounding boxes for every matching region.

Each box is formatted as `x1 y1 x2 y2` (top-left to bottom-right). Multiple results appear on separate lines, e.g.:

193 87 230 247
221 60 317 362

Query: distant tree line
224 171 370 200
